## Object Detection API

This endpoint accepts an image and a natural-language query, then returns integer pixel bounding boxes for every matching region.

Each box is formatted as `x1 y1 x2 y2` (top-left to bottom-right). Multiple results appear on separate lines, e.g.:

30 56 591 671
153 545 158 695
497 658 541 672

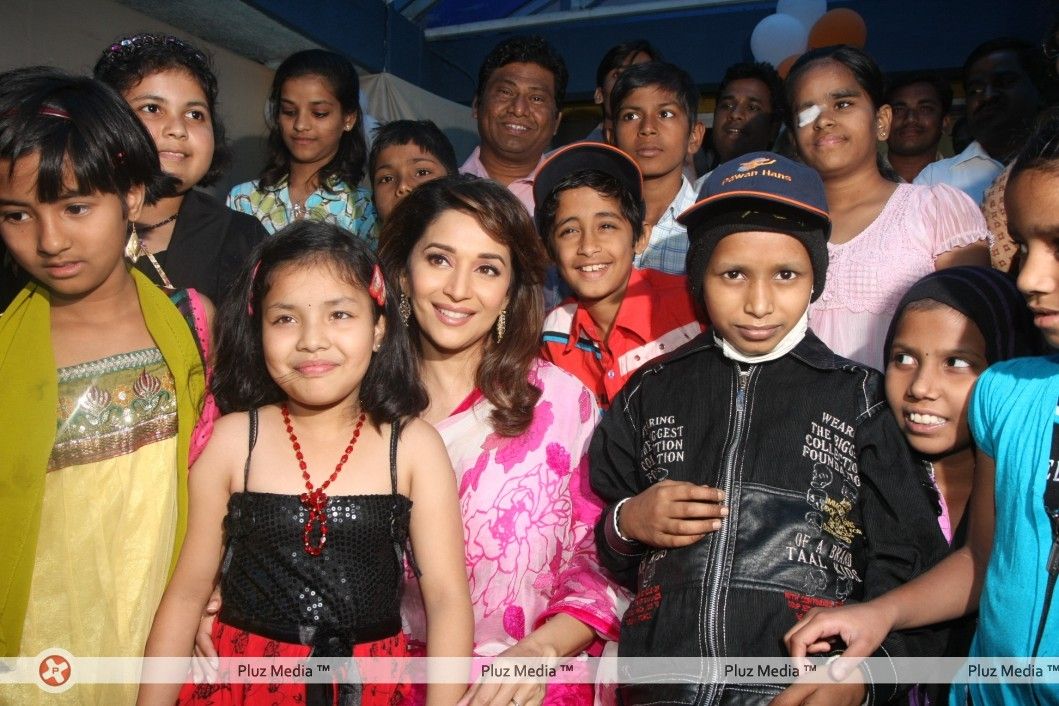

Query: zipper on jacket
703 363 753 703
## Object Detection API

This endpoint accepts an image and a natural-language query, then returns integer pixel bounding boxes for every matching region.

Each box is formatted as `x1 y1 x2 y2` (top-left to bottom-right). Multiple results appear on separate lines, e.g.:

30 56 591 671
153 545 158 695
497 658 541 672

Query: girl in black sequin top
139 222 473 706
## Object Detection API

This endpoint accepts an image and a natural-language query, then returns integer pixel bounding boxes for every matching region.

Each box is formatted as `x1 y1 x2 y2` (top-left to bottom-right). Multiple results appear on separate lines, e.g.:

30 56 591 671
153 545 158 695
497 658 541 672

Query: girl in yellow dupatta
0 68 208 705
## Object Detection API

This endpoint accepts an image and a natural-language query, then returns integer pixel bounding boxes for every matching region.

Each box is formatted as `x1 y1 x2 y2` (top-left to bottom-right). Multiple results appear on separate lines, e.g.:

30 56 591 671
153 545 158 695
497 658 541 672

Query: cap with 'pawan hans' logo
678 151 832 302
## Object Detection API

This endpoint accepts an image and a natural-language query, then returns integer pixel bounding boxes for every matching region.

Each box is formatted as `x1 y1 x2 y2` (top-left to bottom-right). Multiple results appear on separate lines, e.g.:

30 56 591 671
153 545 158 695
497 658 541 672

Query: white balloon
750 13 809 66
776 0 828 32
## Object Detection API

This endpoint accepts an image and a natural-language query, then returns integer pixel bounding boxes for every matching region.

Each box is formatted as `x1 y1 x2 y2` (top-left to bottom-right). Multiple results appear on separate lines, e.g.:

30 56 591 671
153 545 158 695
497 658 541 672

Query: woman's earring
124 222 141 262
399 293 412 326
495 309 507 343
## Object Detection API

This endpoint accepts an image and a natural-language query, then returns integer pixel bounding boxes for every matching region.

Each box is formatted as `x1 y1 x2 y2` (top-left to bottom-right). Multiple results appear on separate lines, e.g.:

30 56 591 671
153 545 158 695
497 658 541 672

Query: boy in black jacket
591 152 946 705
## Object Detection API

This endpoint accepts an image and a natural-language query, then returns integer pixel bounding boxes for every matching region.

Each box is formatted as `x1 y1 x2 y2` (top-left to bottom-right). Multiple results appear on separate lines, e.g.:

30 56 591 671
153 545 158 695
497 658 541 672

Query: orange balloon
776 53 802 79
808 8 867 49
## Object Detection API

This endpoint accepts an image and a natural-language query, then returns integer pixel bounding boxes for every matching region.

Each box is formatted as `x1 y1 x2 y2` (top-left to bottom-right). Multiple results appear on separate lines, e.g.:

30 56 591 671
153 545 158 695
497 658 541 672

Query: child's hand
191 588 222 683
620 480 727 547
783 603 894 674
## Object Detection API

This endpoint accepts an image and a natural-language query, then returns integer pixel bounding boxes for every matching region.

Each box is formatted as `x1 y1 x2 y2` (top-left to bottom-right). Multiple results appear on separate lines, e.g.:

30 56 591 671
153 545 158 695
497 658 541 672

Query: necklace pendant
303 506 328 556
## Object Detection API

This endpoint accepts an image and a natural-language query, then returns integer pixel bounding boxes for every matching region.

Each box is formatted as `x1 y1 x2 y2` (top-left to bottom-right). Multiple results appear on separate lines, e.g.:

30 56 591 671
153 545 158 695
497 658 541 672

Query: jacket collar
670 328 858 372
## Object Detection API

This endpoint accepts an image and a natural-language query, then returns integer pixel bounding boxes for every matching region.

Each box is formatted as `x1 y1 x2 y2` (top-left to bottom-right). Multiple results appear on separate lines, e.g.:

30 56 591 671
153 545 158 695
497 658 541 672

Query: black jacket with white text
591 331 947 705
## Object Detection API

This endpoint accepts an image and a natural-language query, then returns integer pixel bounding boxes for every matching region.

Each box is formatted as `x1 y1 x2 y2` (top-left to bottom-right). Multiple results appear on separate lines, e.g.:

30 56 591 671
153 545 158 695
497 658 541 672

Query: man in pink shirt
461 35 568 216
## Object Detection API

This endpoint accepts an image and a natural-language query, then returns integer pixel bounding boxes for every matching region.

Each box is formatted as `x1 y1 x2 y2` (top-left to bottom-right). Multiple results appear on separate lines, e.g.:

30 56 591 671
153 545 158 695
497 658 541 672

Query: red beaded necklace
281 403 366 556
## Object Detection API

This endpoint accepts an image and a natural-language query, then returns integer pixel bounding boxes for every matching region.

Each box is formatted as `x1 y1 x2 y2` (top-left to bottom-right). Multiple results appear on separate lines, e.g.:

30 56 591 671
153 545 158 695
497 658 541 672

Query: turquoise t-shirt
958 355 1059 704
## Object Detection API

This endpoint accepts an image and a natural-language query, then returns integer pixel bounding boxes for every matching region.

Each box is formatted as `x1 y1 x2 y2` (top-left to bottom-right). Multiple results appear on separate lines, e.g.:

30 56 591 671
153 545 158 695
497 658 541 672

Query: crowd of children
1 23 1058 706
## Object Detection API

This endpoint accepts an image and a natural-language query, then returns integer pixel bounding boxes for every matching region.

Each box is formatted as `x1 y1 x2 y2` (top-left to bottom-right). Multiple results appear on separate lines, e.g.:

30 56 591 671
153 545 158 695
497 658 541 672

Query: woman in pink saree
379 175 624 706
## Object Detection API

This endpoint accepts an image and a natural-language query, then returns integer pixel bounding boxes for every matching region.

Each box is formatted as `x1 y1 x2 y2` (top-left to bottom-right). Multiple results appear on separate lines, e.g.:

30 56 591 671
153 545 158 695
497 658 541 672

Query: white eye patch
797 104 821 128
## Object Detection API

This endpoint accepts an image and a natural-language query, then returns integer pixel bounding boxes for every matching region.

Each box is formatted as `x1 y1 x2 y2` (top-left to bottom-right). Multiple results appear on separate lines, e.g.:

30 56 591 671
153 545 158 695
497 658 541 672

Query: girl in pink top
379 176 625 706
786 46 991 371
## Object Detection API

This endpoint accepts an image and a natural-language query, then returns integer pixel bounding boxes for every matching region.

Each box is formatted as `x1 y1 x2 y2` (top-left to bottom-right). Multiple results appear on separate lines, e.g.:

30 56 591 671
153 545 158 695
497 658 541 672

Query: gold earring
495 309 507 343
399 293 411 326
124 222 141 262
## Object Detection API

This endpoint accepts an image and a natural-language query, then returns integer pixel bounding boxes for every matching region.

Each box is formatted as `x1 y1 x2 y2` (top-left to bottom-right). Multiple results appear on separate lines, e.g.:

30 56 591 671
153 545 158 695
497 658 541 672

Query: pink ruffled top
809 183 991 371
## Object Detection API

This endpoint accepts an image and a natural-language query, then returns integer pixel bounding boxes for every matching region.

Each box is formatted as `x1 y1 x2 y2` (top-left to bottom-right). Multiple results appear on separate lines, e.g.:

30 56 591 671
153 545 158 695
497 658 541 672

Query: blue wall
246 0 1052 105
426 0 1052 103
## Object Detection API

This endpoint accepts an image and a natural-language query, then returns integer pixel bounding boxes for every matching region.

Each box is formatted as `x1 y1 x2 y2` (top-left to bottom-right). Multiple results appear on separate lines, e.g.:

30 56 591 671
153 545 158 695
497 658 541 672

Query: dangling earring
399 293 412 326
495 309 507 343
124 222 141 262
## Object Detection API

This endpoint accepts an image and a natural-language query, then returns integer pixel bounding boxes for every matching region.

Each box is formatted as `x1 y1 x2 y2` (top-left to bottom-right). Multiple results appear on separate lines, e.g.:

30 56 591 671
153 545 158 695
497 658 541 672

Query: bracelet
613 497 638 544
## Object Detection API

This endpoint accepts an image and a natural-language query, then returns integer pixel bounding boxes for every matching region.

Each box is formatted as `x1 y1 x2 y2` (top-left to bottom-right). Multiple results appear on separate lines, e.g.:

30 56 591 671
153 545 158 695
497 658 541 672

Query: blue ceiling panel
423 0 1050 103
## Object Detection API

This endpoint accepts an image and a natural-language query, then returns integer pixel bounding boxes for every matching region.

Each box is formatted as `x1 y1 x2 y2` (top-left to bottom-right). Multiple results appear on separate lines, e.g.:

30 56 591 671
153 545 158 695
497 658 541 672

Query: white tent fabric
360 72 479 163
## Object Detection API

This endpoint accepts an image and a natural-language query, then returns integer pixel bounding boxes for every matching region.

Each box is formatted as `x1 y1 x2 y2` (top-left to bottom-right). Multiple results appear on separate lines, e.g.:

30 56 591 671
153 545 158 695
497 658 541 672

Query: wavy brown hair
378 175 547 437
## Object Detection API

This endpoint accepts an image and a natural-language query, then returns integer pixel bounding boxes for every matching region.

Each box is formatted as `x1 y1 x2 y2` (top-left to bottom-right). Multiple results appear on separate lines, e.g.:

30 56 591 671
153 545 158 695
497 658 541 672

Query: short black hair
1010 114 1059 184
536 170 646 258
885 72 954 115
212 220 427 423
476 35 568 111
610 61 700 129
962 37 1046 93
93 33 232 186
786 45 887 127
718 61 787 125
260 49 367 190
368 120 458 180
595 40 663 89
0 67 175 205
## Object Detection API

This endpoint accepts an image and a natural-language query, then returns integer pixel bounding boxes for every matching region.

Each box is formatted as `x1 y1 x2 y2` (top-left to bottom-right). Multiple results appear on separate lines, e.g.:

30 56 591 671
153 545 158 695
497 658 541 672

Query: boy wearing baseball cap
536 142 704 409
590 152 945 705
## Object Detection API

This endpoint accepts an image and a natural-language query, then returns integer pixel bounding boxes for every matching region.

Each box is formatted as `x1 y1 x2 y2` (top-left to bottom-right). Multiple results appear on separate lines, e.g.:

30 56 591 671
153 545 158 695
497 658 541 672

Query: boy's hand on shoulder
621 480 727 548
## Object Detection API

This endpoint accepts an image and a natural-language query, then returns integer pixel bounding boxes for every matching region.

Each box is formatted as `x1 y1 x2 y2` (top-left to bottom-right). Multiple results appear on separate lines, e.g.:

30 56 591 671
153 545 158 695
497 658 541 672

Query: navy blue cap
678 152 832 303
533 142 643 236
678 152 830 234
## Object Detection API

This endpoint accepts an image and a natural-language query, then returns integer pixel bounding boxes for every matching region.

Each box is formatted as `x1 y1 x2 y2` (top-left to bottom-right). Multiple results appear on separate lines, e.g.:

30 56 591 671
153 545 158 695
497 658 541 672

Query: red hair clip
39 106 72 120
368 264 386 307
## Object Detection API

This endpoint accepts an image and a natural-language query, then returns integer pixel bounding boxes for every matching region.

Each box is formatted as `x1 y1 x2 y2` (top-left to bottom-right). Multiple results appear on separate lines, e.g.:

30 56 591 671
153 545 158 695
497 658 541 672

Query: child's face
403 209 511 361
703 230 813 356
885 305 986 458
261 261 384 411
612 85 703 180
372 142 449 222
278 75 355 171
123 68 215 192
790 60 890 180
550 186 644 306
0 154 144 302
1010 168 1059 348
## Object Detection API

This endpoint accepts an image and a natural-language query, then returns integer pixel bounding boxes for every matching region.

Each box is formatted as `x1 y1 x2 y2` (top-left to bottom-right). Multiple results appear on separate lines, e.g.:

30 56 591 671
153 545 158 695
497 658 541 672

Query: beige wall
0 0 274 194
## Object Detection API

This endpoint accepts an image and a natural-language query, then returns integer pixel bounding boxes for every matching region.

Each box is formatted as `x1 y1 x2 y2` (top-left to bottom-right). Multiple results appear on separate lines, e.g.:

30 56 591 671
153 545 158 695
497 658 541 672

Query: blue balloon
777 0 828 33
750 13 809 66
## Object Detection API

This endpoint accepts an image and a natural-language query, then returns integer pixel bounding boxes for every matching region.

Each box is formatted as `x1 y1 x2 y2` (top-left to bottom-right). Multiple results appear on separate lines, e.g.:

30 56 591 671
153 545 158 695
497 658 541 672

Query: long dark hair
378 175 547 437
259 50 367 191
93 32 232 186
212 221 427 426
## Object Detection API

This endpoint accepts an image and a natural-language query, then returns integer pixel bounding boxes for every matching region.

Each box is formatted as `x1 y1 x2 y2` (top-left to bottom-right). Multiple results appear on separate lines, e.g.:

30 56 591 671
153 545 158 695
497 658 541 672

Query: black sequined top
219 409 411 650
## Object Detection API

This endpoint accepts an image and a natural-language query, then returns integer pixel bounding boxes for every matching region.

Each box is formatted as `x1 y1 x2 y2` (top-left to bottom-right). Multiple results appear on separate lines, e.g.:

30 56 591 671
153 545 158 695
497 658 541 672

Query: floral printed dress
401 361 626 705
226 176 378 247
